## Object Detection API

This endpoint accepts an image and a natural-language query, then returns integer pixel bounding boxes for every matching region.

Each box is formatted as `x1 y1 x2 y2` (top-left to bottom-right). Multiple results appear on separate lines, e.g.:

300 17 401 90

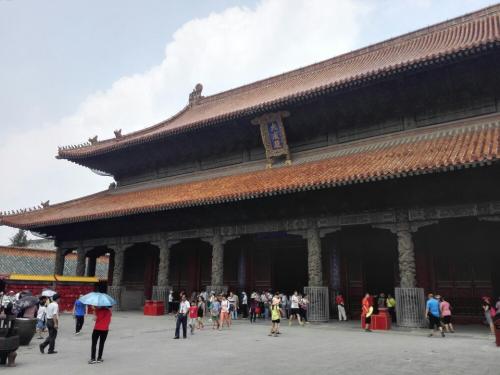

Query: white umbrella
41 289 56 297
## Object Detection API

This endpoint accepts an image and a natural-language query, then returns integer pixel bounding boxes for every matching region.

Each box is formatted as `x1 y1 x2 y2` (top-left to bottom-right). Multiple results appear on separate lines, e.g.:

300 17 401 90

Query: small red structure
361 308 391 330
143 300 165 316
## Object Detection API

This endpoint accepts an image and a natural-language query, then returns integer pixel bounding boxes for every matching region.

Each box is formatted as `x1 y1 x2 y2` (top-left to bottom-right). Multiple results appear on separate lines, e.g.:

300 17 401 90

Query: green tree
10 229 28 247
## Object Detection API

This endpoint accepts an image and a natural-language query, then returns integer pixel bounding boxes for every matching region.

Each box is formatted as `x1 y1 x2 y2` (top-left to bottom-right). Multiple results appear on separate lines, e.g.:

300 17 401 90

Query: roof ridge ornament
88 135 98 145
114 129 122 139
188 83 203 106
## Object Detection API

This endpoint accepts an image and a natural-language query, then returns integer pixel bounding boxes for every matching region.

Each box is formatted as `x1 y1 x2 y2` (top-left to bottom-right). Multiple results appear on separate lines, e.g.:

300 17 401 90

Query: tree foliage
10 229 29 247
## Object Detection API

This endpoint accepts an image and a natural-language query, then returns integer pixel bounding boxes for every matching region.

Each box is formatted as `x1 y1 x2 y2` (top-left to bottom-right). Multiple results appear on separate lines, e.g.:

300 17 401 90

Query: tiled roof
2 114 500 229
0 246 108 278
57 5 500 161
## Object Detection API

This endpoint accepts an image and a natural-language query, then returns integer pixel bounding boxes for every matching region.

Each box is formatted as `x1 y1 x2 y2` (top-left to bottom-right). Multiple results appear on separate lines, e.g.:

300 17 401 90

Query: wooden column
87 256 97 277
54 247 66 275
76 248 87 277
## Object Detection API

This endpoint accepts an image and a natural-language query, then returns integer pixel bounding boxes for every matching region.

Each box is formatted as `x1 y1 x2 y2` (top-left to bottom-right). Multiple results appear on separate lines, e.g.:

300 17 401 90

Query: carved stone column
87 256 97 277
54 247 66 275
109 245 126 310
211 233 224 287
76 248 87 277
205 233 235 294
152 237 175 305
307 228 323 287
396 227 417 288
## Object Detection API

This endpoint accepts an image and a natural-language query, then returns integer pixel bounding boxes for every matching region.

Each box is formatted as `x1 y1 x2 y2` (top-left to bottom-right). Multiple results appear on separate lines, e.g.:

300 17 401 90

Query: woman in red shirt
88 306 112 364
361 293 373 332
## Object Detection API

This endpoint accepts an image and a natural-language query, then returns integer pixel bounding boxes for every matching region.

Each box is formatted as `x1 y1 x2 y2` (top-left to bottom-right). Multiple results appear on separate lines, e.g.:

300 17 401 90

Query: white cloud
0 0 369 244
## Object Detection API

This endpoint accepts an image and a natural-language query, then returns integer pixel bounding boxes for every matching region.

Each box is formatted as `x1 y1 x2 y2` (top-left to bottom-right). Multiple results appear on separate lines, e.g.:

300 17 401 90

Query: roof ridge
198 3 500 105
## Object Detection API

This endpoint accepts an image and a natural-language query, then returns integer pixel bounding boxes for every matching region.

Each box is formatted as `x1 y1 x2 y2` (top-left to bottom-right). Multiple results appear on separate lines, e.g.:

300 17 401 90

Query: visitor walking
168 290 174 314
36 296 48 339
39 293 60 354
249 295 258 323
88 306 112 364
228 291 237 320
211 296 221 330
361 293 373 332
241 292 248 319
439 296 454 333
269 293 281 337
386 294 396 323
426 293 444 337
220 295 231 329
73 294 87 335
197 296 205 330
173 295 190 339
289 291 303 326
188 301 198 335
336 293 347 321
299 294 309 324
481 296 496 335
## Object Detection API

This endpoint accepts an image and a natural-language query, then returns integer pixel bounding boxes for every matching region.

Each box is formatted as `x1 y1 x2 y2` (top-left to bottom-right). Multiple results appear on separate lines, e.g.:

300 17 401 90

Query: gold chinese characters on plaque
251 111 291 168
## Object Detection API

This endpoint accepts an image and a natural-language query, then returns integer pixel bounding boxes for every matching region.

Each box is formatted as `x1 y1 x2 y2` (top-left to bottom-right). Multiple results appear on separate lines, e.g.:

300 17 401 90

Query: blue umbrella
79 292 116 307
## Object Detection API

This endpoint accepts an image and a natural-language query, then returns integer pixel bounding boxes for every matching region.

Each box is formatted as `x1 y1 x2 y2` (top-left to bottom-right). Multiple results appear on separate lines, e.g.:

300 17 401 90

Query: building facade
2 6 500 320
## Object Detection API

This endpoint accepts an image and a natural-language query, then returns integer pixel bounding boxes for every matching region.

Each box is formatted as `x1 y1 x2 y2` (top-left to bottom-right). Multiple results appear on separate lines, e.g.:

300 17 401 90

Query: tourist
377 293 386 309
197 296 205 330
220 295 231 329
280 293 288 319
228 291 237 320
73 294 87 335
249 295 258 323
88 306 112 364
36 296 48 339
39 293 60 354
336 293 347 321
496 296 500 312
439 296 454 333
241 292 248 318
269 293 281 337
289 290 303 326
361 293 373 332
173 294 190 339
481 296 495 335
386 294 396 322
261 291 269 320
426 293 444 337
299 294 309 324
168 290 174 314
188 301 198 335
211 296 221 330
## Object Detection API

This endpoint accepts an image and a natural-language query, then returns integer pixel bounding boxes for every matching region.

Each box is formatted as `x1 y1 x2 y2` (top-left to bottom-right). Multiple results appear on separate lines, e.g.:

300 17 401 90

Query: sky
0 0 497 244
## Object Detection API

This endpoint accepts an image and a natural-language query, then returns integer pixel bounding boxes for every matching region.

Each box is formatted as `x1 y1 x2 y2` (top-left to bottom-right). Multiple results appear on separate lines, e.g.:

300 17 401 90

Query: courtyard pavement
8 312 499 374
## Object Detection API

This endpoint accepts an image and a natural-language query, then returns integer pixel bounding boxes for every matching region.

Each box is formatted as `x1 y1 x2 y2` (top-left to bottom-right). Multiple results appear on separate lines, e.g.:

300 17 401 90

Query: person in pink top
439 295 454 333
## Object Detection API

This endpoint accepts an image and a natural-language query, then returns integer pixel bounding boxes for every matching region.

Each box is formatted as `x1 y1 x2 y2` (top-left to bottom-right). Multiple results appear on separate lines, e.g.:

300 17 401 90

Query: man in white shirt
40 293 60 354
289 291 303 326
173 295 190 339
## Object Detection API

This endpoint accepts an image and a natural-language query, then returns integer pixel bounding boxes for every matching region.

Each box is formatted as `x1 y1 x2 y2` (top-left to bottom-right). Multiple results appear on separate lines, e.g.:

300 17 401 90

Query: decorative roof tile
3 114 500 229
57 5 500 160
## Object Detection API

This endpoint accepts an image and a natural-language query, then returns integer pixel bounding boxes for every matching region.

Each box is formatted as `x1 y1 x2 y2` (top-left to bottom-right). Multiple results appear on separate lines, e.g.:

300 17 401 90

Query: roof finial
88 135 98 145
188 83 203 106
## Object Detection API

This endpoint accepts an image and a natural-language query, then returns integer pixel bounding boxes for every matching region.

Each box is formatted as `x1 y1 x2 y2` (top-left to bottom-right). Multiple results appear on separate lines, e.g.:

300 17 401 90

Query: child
188 301 198 335
269 303 281 337
211 297 221 330
36 296 48 339
197 297 205 330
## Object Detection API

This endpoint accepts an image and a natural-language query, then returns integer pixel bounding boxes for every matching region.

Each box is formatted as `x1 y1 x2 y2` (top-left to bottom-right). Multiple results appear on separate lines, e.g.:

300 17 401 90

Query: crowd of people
170 289 311 339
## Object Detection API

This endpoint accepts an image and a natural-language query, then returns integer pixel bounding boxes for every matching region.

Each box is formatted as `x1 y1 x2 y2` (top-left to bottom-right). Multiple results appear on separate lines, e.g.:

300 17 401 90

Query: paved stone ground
8 312 499 374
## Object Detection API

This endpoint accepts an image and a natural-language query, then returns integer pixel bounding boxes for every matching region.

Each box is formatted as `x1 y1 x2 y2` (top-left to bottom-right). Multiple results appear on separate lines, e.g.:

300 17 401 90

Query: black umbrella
14 295 39 310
